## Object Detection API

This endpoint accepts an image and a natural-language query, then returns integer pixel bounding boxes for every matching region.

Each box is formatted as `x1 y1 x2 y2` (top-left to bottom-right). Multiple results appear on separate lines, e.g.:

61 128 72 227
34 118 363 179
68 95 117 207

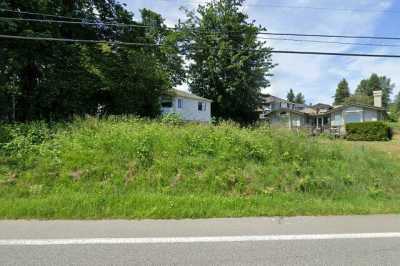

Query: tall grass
1 117 400 218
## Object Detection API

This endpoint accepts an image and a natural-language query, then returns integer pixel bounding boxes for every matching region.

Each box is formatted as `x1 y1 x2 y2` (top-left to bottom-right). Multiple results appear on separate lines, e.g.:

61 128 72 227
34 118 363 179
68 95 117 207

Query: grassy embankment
1 117 400 219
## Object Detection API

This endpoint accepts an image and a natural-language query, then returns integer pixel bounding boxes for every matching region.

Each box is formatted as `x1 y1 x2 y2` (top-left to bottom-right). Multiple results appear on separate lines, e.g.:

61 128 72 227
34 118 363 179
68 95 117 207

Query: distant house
161 89 212 122
260 91 387 135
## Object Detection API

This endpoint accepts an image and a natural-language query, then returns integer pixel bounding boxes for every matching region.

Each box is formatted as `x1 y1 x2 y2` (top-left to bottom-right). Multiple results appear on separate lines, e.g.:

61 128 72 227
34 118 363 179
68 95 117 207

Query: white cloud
252 0 395 104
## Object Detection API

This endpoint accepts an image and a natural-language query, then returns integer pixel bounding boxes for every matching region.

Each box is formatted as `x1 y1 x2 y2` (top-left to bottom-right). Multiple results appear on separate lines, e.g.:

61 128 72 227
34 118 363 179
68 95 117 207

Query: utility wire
2 13 400 41
0 16 150 28
260 32 400 41
0 8 83 21
0 34 158 46
157 0 400 14
260 37 400 48
1 34 400 58
272 50 400 58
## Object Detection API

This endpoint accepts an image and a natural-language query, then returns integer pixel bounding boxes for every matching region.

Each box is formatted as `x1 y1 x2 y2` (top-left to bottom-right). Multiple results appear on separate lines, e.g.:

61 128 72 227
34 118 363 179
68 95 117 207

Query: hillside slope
1 117 400 218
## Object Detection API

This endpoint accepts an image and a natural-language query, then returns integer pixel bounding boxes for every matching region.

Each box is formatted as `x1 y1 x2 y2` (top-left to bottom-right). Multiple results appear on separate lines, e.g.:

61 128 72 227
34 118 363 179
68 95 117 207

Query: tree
98 9 184 117
355 74 394 108
287 89 295 102
0 1 183 121
294 93 305 104
395 92 400 113
344 94 373 106
0 0 104 121
334 78 350 105
180 0 274 123
379 76 395 108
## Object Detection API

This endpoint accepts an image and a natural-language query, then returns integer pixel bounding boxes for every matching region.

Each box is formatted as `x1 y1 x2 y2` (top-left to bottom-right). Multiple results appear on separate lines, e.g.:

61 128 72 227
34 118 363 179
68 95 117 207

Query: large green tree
334 78 350 105
97 9 184 117
286 89 295 102
294 92 305 104
0 0 102 121
0 1 182 121
355 74 394 108
180 0 274 123
394 92 400 113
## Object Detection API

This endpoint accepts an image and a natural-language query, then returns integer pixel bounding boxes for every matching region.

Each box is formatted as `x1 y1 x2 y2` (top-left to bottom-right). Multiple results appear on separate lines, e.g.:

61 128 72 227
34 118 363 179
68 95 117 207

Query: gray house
260 91 387 135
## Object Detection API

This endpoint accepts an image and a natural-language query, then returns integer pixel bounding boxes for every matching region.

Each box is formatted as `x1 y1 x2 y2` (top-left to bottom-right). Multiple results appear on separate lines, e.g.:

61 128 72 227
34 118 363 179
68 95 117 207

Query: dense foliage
346 121 392 141
355 74 394 108
1 118 400 218
333 74 395 108
0 0 184 121
394 92 400 115
286 89 295 102
294 92 305 104
334 79 350 105
179 0 274 123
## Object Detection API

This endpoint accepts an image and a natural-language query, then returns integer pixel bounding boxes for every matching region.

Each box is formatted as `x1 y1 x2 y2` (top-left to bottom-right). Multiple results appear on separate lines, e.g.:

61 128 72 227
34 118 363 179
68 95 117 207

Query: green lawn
1 117 400 219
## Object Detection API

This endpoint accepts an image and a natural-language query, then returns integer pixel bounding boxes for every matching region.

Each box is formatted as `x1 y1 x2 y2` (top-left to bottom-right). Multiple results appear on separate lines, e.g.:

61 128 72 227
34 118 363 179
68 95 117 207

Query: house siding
268 111 307 128
162 97 211 122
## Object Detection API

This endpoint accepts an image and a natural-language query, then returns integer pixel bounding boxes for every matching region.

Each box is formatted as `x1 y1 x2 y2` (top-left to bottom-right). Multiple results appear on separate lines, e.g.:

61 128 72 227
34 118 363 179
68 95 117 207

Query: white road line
0 233 400 246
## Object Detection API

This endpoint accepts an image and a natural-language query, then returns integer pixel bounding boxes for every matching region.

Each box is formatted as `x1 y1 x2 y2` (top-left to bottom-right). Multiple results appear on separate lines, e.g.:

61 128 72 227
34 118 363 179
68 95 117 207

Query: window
161 101 173 108
345 112 362 123
198 102 203 111
177 99 183 109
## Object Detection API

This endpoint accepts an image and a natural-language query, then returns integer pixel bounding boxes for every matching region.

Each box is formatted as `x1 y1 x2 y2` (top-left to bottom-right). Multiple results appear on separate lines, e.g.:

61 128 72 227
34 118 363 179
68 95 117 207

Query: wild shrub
346 121 391 141
160 113 184 125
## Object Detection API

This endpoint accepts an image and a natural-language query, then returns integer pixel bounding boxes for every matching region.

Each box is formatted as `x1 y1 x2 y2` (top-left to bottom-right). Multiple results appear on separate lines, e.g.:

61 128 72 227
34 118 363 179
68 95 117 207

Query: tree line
333 74 395 109
286 89 305 104
0 0 274 124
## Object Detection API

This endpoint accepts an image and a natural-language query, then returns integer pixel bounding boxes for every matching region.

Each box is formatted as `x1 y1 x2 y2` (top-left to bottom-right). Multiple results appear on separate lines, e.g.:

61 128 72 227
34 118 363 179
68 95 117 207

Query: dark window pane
162 101 173 108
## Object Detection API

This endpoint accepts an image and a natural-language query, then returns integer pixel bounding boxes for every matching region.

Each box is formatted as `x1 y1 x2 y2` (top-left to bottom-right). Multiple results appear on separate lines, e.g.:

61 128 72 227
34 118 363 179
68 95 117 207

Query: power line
0 8 83 21
260 32 400 41
260 37 400 48
272 50 400 58
0 34 159 46
1 34 400 58
2 13 400 42
0 16 150 28
157 0 400 14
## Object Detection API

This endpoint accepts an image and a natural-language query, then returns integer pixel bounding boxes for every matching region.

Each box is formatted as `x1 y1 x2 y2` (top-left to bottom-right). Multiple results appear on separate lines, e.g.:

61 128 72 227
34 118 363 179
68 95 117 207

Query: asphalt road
0 215 399 265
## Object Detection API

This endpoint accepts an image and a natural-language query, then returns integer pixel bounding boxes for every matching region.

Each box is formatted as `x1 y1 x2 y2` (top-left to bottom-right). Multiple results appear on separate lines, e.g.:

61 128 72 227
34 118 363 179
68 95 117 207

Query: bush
346 121 391 141
160 113 184 125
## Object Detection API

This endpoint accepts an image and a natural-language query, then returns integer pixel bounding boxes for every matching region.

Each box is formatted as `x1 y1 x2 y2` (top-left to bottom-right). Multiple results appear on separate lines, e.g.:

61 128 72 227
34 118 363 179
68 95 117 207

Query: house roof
329 103 386 113
264 103 387 119
266 108 308 117
170 89 213 102
312 103 333 109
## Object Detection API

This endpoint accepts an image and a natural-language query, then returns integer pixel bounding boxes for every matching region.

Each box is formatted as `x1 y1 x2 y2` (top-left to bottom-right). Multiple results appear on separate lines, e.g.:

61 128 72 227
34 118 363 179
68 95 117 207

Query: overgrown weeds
0 117 400 218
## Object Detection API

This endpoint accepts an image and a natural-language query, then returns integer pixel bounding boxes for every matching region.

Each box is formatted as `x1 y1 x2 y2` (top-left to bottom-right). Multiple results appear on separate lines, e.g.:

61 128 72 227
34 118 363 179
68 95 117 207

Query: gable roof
312 103 333 109
172 89 213 102
266 108 308 117
330 103 386 113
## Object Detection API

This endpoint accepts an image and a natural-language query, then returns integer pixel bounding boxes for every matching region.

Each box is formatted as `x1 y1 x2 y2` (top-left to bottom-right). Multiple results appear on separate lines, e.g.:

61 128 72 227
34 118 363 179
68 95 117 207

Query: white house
161 89 212 122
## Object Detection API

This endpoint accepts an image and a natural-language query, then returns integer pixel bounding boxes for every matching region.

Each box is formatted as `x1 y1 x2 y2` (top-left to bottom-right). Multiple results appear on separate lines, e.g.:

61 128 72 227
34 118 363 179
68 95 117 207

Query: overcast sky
123 0 399 105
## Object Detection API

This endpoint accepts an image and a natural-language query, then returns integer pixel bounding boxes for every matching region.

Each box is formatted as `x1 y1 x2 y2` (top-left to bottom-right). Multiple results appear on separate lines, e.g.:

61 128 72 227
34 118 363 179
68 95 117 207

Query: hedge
346 121 392 141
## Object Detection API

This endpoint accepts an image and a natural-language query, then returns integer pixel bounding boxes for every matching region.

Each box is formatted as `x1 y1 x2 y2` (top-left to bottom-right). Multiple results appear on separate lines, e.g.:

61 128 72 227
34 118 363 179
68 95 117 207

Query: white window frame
198 101 204 111
177 98 183 109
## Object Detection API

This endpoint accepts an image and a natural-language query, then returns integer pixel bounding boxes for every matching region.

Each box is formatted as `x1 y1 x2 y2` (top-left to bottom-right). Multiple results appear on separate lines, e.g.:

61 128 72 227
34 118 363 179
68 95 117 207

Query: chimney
373 90 382 108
